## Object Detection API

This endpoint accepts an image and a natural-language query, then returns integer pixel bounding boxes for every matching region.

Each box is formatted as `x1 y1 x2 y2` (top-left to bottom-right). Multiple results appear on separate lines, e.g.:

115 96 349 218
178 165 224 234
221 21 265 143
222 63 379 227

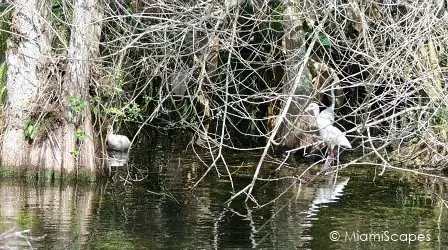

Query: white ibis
306 102 351 167
318 79 336 126
106 125 131 151
317 107 334 128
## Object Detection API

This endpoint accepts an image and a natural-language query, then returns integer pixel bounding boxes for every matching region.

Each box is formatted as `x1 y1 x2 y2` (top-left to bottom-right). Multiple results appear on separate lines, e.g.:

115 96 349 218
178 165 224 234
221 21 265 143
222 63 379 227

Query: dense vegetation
0 1 447 201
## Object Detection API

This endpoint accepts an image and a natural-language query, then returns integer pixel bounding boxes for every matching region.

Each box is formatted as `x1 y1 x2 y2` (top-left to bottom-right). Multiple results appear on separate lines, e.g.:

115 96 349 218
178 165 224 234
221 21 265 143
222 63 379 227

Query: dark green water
0 145 447 249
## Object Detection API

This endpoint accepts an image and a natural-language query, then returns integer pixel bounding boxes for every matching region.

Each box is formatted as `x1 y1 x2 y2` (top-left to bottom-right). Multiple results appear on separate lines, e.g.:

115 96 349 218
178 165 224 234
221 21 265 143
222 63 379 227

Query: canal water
0 139 447 249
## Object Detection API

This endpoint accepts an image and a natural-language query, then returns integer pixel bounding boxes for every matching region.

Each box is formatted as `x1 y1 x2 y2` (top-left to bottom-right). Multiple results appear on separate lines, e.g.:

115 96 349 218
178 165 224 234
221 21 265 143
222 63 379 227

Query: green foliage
24 118 38 140
71 149 80 158
37 170 54 184
302 19 332 51
0 7 11 63
76 128 85 141
125 102 142 121
0 61 6 103
270 4 285 32
433 107 448 141
0 166 14 180
53 0 66 19
106 107 125 117
143 94 153 102
68 95 88 114
304 31 332 49
24 115 48 141
105 102 142 124
318 35 331 48
97 71 130 125
51 0 72 49
113 71 124 92
18 209 35 229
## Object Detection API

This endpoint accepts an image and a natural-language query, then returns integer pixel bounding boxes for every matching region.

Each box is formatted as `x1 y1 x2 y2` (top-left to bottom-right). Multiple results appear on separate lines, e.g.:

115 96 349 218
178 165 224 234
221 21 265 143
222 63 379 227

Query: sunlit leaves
68 96 88 114
126 102 141 121
318 35 331 48
0 62 6 103
24 118 37 140
106 102 142 123
76 128 85 141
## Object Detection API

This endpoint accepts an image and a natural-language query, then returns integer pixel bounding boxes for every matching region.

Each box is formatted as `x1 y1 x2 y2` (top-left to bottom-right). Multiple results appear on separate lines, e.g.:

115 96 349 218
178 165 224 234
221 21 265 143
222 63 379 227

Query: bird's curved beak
304 105 314 113
304 106 311 113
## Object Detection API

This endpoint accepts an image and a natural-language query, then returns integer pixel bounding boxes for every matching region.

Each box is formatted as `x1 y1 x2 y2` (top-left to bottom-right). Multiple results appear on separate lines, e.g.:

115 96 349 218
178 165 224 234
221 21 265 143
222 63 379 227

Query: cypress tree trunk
278 3 315 150
1 0 102 178
1 0 52 168
59 0 103 175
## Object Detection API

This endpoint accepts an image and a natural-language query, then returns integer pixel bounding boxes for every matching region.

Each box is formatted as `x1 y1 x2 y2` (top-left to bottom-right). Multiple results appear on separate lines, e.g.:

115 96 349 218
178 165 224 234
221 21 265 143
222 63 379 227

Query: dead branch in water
93 1 448 205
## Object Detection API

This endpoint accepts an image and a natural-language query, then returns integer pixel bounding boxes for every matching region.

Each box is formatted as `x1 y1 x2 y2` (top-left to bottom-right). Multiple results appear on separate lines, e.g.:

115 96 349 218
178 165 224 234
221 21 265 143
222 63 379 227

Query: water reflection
304 177 350 218
107 150 129 168
0 151 447 249
0 183 94 249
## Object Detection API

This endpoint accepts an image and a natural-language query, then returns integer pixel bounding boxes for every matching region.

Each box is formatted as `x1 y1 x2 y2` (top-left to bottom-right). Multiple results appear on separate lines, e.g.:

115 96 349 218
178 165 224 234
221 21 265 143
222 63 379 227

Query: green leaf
0 62 6 103
318 35 331 48
75 128 85 141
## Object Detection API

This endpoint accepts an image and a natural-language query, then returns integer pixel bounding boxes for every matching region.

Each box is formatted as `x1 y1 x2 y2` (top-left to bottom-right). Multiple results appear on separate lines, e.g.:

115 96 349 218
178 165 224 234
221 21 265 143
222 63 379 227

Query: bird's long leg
334 145 340 181
320 142 326 150
324 146 334 168
330 148 335 164
336 144 340 166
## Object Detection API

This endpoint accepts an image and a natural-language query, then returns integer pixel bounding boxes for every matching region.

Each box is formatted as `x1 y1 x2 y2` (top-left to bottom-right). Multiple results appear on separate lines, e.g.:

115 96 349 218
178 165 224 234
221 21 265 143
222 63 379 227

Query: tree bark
278 4 315 150
1 0 52 168
60 0 102 174
1 0 102 178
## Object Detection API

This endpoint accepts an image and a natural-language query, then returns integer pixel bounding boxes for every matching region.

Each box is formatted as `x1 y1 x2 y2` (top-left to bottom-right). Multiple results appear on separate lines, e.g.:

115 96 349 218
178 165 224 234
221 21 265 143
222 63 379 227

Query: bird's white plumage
317 108 335 127
319 126 352 149
106 126 131 151
306 102 352 150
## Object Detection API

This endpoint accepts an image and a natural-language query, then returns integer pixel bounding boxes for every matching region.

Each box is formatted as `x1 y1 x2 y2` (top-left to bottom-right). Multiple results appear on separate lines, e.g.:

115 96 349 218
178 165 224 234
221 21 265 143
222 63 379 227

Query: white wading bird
106 125 131 151
306 102 351 167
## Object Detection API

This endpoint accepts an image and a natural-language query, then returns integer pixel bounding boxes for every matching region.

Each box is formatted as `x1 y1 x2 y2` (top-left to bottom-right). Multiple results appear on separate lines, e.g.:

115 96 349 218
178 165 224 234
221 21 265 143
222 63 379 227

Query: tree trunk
1 0 102 178
60 0 102 174
1 0 52 168
278 4 315 150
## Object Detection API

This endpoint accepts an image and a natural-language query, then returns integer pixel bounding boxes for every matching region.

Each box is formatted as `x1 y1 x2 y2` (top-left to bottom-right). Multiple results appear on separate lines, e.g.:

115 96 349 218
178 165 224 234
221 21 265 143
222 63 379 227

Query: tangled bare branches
95 0 448 203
